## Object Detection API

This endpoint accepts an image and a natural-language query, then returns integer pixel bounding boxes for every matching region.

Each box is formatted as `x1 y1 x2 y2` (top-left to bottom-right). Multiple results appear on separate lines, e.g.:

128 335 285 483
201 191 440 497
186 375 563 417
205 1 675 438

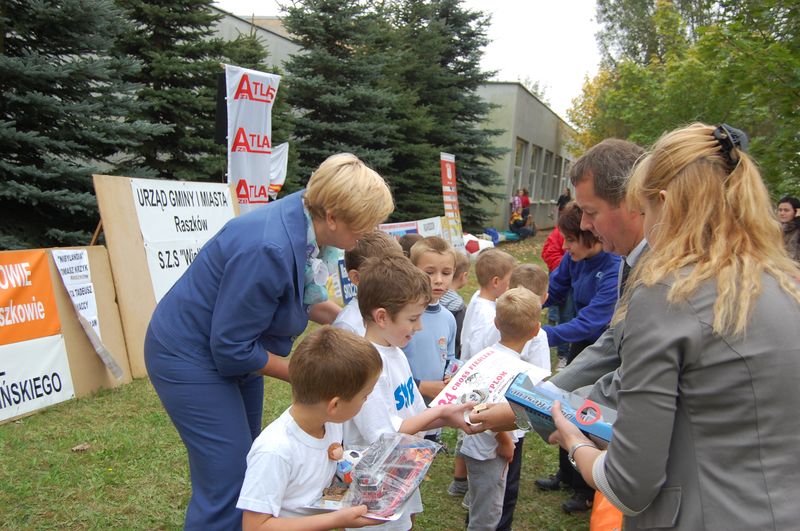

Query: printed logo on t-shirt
437 336 447 362
394 376 416 411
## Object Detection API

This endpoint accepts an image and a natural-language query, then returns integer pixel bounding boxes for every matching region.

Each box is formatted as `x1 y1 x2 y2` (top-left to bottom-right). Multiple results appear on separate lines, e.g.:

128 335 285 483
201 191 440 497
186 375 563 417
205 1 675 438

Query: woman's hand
467 402 517 432
547 400 591 451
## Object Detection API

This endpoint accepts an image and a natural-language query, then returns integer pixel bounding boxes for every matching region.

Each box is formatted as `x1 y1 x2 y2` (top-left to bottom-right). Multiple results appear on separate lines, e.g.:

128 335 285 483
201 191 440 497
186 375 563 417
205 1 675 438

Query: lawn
0 232 590 530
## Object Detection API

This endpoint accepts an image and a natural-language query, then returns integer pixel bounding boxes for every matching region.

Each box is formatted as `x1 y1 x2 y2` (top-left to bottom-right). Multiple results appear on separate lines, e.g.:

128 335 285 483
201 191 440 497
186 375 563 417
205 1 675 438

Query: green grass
0 233 589 530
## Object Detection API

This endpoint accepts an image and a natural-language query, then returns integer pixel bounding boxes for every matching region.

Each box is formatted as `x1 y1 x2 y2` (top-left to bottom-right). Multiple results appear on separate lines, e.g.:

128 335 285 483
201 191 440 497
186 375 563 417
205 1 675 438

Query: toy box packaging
505 373 616 442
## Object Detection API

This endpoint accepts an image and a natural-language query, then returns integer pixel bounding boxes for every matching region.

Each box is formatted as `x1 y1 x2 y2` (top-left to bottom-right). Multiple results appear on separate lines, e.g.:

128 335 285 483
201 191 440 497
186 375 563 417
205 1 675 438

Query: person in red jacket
541 226 572 365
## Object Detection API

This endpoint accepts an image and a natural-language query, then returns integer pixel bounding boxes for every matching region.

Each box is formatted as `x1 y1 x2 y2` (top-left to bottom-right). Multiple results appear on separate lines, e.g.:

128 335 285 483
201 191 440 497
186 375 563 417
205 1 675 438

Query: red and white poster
0 250 75 421
225 64 287 214
440 153 466 253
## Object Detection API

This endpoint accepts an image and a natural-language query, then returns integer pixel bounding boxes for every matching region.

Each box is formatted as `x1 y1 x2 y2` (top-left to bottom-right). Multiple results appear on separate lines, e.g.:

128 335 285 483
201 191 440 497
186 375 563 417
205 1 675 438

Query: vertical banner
440 153 466 253
0 250 75 421
225 64 283 214
130 178 236 302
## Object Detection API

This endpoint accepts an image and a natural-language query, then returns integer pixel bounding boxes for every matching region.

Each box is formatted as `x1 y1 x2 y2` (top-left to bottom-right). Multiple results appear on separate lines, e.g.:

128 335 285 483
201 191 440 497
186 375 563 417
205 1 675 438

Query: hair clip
713 124 749 167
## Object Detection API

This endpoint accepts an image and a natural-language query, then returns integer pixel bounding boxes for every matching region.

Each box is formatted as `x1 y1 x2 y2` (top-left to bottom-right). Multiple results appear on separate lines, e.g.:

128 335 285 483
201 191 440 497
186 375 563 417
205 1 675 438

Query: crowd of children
235 232 589 531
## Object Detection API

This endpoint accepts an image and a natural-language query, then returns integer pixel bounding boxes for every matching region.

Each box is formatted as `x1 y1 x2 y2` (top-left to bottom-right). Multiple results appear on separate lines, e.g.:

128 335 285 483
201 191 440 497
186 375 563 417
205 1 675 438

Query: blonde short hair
304 153 394 233
510 264 548 298
409 236 456 268
495 287 542 341
454 251 471 278
475 248 517 287
344 230 403 272
358 255 432 321
289 326 383 404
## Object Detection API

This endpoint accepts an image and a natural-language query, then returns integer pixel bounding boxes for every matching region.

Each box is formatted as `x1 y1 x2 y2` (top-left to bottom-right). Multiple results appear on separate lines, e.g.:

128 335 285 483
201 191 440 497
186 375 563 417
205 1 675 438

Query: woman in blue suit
144 153 394 530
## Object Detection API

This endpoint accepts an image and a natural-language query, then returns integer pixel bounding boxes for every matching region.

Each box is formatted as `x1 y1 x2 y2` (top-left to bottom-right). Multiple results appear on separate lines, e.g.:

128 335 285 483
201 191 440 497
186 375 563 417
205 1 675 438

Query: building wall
477 82 576 231
211 7 302 69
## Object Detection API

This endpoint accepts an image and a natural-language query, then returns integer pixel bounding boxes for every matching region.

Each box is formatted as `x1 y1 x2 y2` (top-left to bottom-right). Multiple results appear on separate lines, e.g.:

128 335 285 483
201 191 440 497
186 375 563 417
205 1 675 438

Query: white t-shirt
237 408 342 518
521 328 551 374
343 343 425 531
460 343 527 461
460 291 501 361
332 297 366 336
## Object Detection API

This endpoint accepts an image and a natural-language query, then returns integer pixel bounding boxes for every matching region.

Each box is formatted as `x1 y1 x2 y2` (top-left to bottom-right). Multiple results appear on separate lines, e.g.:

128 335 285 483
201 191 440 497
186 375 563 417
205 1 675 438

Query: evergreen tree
0 0 166 249
282 0 397 182
394 0 505 230
115 0 226 181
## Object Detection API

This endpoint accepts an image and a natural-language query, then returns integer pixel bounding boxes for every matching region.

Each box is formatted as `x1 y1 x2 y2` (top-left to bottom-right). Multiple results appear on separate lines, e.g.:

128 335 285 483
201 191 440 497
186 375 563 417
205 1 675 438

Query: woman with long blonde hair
549 123 800 529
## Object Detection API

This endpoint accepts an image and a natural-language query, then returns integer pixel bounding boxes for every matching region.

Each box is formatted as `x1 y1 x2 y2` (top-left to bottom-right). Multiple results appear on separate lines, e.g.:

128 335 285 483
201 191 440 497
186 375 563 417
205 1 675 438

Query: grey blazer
592 273 800 529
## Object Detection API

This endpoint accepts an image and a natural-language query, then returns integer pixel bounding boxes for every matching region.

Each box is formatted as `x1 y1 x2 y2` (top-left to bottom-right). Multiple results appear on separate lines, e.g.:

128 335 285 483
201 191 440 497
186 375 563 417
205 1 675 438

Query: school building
213 7 577 231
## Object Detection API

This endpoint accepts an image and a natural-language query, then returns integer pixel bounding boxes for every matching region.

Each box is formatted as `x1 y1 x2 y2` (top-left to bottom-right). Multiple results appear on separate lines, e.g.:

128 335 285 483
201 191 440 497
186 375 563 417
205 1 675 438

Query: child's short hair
557 201 599 247
409 236 456 267
398 233 423 257
495 287 542 341
304 153 394 233
358 255 432 321
344 230 403 272
289 326 383 404
510 264 548 298
475 248 517 287
454 251 471 278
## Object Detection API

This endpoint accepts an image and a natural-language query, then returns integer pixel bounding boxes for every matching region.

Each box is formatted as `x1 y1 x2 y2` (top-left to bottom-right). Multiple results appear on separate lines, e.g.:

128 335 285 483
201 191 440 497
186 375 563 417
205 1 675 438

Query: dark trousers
496 437 524 531
145 328 264 531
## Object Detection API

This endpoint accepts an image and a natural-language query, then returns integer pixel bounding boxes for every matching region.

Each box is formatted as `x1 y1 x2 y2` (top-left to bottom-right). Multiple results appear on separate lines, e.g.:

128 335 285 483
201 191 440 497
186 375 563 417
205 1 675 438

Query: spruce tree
282 0 397 182
401 0 505 231
115 0 226 181
0 0 166 249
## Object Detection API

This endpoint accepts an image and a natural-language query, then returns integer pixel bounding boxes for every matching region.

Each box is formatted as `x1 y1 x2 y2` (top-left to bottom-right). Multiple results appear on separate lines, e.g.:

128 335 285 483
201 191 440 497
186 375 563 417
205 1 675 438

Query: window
528 145 541 200
552 156 563 200
513 138 528 193
540 150 553 200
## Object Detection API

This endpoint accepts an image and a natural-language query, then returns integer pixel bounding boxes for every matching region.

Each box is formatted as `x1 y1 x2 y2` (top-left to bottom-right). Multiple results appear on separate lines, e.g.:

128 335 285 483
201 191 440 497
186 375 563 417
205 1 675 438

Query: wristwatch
568 442 597 470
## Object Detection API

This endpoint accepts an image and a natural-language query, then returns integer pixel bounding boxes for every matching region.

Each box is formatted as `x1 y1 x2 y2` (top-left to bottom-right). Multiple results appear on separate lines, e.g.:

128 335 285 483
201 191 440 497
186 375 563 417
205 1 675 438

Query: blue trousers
145 329 264 531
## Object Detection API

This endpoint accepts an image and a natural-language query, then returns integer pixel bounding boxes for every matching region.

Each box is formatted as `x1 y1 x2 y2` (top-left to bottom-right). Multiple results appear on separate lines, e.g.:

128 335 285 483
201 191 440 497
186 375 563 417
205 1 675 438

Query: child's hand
497 435 515 463
333 505 382 528
418 379 446 400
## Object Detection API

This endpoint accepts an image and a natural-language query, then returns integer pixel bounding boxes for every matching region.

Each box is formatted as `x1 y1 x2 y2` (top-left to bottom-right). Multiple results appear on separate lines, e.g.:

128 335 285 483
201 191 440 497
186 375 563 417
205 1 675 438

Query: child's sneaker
447 478 469 497
461 491 471 510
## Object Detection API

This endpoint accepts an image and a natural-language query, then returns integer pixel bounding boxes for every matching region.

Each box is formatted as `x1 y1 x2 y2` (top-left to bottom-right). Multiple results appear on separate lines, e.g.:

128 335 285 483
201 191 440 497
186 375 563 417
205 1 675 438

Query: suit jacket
148 190 309 377
593 272 800 529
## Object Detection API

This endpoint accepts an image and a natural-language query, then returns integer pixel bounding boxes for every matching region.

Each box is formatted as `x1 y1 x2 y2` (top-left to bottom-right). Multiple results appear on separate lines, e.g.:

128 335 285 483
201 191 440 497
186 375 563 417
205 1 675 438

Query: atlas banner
225 64 285 214
1 250 75 421
378 217 444 239
440 153 466 253
130 178 236 302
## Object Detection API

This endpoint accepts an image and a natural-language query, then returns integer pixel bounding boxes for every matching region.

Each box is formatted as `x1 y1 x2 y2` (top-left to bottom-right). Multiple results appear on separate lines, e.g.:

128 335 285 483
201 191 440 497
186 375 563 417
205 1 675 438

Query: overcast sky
213 0 602 120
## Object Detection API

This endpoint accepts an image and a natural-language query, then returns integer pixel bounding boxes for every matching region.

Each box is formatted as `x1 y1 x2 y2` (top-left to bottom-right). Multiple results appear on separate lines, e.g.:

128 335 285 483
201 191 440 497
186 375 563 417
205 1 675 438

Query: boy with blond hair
450 248 517 500
403 237 458 403
345 255 475 531
462 287 542 530
333 230 404 336
237 326 383 531
509 263 552 373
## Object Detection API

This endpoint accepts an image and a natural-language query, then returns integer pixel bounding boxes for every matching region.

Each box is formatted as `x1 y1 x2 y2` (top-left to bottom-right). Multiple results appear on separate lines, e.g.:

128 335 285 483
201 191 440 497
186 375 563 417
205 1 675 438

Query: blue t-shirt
542 251 620 347
402 303 457 382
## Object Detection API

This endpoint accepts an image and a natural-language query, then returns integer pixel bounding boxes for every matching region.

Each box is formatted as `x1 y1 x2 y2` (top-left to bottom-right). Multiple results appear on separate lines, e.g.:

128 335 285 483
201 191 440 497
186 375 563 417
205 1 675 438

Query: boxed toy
504 373 616 442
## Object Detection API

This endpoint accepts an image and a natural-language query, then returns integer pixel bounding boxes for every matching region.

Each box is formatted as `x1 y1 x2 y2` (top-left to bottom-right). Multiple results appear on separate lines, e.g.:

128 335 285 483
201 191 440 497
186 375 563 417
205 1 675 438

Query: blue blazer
148 191 309 377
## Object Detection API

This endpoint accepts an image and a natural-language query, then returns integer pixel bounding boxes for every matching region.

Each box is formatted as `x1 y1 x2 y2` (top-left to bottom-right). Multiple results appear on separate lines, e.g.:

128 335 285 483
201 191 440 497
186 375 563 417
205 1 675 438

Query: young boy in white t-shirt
344 255 475 531
449 248 517 499
237 326 383 530
461 287 541 530
333 230 404 336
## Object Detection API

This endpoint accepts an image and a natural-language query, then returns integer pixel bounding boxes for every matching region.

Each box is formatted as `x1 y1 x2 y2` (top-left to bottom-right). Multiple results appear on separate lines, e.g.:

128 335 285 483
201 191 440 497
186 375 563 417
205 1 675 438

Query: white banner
233 141 289 214
440 152 466 254
378 217 444 239
225 64 284 213
130 178 236 302
0 334 75 422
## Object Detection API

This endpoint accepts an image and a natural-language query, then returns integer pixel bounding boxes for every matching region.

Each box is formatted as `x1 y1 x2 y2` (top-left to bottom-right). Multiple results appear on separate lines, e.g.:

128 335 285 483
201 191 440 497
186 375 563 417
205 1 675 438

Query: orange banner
0 250 61 346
